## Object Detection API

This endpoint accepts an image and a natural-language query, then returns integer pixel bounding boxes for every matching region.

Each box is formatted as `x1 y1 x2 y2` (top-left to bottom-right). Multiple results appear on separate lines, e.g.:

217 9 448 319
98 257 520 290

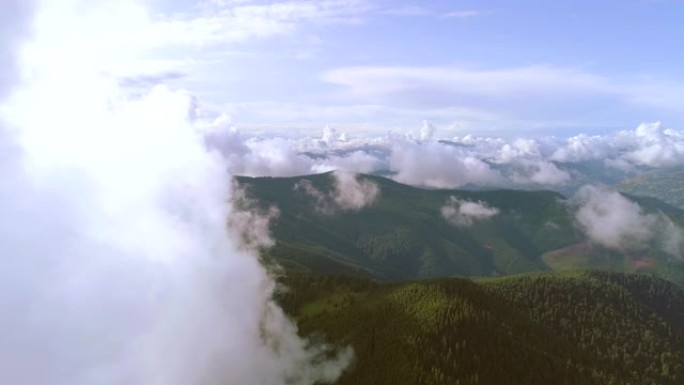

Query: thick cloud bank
573 186 684 257
441 197 500 227
229 183 281 252
202 119 684 192
0 1 350 384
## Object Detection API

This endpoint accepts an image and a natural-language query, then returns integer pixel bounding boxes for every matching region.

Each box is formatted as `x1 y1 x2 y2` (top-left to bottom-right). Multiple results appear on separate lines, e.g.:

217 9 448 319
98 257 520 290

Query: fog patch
573 185 684 258
442 197 500 227
229 182 281 252
295 171 380 215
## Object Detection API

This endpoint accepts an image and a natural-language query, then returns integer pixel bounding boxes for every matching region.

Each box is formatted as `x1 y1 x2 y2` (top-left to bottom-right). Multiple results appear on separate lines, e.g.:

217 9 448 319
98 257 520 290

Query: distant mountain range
236 172 684 285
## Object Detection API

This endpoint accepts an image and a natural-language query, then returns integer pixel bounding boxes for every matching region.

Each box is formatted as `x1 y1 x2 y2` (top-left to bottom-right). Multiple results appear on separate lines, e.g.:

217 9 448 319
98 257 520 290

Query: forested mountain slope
278 271 684 385
237 173 684 284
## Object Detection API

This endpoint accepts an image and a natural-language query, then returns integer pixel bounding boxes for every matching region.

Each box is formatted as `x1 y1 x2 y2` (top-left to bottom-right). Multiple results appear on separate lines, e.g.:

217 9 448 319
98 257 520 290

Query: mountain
278 271 684 385
619 167 684 210
236 172 684 285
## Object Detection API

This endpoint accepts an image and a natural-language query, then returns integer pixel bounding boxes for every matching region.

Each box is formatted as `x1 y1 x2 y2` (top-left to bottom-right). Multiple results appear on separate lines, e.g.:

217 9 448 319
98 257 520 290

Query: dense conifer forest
277 271 684 385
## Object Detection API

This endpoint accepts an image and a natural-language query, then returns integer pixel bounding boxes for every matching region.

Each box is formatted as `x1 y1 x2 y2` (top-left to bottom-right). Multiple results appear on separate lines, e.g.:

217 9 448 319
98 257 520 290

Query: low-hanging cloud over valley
572 185 684 258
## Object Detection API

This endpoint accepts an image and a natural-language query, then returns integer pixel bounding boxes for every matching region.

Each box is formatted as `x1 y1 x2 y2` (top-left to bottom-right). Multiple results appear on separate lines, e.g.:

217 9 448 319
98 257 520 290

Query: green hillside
278 271 684 385
619 168 684 210
237 173 684 284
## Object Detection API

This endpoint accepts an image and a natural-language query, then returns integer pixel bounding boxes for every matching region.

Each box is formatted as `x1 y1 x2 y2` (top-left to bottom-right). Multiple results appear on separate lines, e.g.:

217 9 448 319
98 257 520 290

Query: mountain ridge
236 172 684 285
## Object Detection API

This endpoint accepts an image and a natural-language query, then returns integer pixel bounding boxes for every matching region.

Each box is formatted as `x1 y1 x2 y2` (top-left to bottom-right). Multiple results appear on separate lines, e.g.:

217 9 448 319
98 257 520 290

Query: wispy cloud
149 0 373 47
323 65 611 100
322 64 684 127
380 5 431 17
442 197 500 227
441 10 487 19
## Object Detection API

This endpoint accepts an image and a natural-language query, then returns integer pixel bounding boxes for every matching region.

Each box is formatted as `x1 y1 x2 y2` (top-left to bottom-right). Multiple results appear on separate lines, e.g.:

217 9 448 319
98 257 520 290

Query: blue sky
118 0 684 137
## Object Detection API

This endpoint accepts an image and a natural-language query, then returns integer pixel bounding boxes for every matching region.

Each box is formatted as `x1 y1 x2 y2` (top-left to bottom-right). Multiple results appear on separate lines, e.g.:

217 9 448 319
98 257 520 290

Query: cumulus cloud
0 1 351 384
295 171 379 214
321 124 338 144
574 186 657 249
511 159 571 186
200 119 684 192
204 124 316 176
550 134 617 163
551 122 684 168
441 197 500 227
623 121 684 167
419 120 436 141
390 139 503 188
573 185 684 258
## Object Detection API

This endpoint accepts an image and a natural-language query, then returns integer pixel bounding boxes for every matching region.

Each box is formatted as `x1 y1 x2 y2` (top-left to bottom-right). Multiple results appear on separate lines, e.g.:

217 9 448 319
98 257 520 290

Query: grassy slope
278 271 684 385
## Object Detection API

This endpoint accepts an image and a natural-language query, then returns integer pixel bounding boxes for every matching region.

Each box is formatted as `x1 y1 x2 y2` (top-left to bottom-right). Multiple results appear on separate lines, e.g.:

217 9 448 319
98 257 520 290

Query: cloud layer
200 119 684 193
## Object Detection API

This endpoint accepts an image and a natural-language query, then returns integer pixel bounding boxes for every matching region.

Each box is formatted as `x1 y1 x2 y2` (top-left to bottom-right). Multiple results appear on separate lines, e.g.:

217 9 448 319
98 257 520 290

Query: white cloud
323 65 611 102
322 65 684 126
573 185 684 257
419 119 436 141
574 186 657 249
442 10 486 18
550 134 618 163
331 170 380 211
510 160 571 186
201 119 684 190
295 171 379 214
381 5 430 16
549 122 684 168
0 1 352 383
389 139 503 188
149 0 372 47
229 182 281 251
0 0 34 99
441 197 500 227
623 121 684 167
